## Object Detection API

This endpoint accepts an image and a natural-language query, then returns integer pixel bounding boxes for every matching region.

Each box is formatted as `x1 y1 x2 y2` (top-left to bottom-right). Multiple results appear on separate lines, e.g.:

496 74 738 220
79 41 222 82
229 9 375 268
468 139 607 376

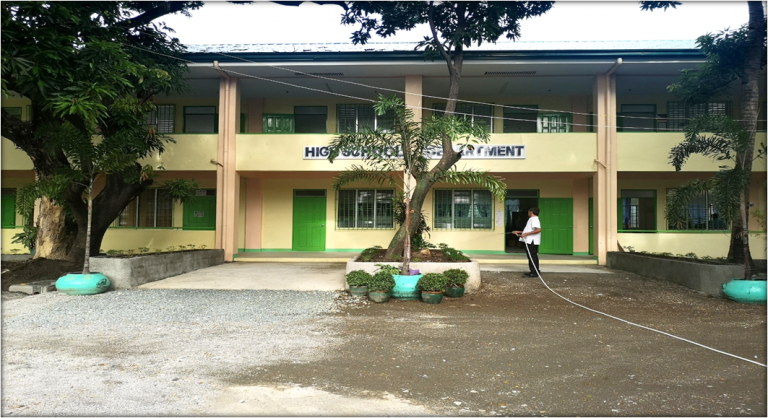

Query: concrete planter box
89 249 224 290
607 252 745 296
346 257 481 293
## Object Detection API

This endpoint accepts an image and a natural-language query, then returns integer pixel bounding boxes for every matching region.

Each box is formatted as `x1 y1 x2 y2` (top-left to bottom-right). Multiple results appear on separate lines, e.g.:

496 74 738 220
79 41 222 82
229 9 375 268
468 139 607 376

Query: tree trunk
386 175 439 258
33 197 75 260
733 0 765 279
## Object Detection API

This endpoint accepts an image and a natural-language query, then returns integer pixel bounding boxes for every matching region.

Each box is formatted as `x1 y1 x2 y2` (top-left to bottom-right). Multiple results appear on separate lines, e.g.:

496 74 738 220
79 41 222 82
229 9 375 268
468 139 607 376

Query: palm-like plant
666 115 766 278
328 95 506 275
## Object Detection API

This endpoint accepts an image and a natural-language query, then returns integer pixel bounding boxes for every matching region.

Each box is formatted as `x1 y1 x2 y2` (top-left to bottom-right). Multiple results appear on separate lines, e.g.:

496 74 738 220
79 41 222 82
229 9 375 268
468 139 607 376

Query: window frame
337 103 395 133
618 189 657 232
183 105 218 134
665 188 728 231
432 103 495 133
111 189 175 228
336 189 395 230
502 105 538 133
667 101 732 132
294 106 328 134
537 112 572 133
145 104 176 134
618 104 657 133
433 189 494 230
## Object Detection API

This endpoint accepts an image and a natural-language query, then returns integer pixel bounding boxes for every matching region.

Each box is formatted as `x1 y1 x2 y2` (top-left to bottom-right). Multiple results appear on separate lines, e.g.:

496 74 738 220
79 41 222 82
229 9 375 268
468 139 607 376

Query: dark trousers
526 243 539 274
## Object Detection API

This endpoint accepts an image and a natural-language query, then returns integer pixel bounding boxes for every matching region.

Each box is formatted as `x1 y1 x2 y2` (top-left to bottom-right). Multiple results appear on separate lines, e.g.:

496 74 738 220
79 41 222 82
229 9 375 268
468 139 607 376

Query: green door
588 198 594 255
538 198 573 254
292 190 326 251
183 191 216 230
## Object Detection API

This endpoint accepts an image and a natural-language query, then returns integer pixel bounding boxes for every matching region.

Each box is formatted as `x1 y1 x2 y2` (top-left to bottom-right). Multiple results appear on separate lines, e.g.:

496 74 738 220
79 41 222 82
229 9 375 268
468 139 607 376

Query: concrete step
8 280 57 295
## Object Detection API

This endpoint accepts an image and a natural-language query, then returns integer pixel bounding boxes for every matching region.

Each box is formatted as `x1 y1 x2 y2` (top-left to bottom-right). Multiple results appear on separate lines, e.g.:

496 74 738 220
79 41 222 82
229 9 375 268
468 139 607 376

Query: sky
159 1 753 46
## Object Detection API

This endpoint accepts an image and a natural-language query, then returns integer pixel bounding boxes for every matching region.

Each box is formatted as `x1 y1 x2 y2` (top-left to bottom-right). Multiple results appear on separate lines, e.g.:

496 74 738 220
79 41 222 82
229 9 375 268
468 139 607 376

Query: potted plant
443 268 469 298
417 273 448 304
346 270 371 297
368 270 396 303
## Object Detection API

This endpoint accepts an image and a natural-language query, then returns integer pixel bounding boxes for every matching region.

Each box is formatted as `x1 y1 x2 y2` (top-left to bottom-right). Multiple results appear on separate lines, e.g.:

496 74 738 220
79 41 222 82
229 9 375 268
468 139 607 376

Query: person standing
513 207 541 278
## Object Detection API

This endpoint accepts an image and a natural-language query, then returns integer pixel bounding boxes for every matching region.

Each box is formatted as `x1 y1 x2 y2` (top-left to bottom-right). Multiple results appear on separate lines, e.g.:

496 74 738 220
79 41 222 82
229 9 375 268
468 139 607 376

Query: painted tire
444 286 465 298
348 286 368 297
55 272 110 296
368 290 391 303
722 279 767 304
421 291 444 304
392 274 422 300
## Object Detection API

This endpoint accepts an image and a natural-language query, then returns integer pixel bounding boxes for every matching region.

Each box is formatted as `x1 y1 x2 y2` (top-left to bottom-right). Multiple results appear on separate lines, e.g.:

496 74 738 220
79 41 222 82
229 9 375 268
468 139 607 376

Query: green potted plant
417 273 448 304
443 269 469 298
346 270 372 297
368 270 396 303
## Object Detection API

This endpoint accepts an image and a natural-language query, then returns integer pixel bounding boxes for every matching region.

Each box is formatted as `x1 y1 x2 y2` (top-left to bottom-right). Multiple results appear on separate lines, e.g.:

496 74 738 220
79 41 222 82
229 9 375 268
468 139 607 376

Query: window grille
336 189 393 229
434 189 493 230
666 189 727 230
667 101 730 132
112 189 173 228
337 104 395 133
145 104 175 133
432 103 494 132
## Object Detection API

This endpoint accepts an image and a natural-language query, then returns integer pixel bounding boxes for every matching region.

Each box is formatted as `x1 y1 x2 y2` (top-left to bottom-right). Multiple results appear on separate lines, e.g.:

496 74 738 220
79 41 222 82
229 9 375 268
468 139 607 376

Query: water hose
518 236 766 368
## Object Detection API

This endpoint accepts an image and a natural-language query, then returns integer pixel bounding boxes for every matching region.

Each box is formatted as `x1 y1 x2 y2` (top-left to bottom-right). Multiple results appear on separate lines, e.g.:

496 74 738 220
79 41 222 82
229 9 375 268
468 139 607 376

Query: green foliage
345 270 372 287
684 252 698 259
443 269 469 287
178 245 187 250
10 249 21 255
417 273 447 292
639 2 681 12
393 192 432 250
11 225 36 251
166 246 176 252
438 243 470 262
386 254 403 262
375 264 401 276
200 245 207 250
161 179 201 204
138 247 150 254
106 249 122 256
368 271 396 292
359 246 381 262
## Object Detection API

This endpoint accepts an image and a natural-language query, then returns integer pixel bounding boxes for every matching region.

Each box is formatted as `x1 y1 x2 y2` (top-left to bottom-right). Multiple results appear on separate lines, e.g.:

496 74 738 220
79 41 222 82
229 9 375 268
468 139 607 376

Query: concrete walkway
138 260 610 291
235 251 598 265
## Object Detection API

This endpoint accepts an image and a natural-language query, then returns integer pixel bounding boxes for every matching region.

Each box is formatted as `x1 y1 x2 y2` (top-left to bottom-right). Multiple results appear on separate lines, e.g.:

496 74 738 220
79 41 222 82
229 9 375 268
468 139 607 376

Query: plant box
89 249 224 289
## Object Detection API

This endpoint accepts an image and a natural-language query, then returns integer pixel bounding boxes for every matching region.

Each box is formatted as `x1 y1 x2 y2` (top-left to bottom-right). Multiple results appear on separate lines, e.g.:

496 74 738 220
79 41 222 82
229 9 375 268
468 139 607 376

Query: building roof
186 39 697 54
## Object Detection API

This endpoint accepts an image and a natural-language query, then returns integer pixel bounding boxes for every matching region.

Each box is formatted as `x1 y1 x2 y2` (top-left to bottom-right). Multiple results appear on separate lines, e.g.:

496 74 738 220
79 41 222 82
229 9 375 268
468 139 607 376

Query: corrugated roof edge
185 39 697 54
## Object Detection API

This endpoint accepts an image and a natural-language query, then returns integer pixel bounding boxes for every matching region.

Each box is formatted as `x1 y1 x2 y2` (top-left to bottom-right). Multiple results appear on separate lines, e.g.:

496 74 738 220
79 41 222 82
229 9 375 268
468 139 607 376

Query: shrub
359 246 381 262
417 273 447 292
138 247 150 254
346 270 372 287
375 264 401 276
443 269 469 287
368 271 396 292
438 243 470 262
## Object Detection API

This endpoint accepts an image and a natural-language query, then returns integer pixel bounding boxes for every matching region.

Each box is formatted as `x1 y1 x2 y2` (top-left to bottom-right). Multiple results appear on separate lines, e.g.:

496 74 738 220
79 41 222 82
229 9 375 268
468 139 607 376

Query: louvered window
433 103 493 132
144 104 175 133
112 189 173 228
667 101 731 132
337 104 395 133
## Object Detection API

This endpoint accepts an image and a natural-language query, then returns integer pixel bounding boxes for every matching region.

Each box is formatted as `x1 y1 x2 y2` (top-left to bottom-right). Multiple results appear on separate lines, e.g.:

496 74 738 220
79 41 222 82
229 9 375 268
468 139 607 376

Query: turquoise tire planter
55 272 110 296
392 274 422 300
722 279 767 304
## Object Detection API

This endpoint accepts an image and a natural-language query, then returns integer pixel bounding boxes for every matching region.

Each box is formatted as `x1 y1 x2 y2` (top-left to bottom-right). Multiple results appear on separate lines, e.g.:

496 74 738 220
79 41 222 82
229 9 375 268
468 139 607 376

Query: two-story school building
2 40 766 264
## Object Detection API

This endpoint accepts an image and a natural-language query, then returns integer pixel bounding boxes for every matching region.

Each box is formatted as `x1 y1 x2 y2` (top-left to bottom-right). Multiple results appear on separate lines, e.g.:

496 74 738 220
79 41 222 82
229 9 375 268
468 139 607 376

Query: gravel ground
2 289 348 416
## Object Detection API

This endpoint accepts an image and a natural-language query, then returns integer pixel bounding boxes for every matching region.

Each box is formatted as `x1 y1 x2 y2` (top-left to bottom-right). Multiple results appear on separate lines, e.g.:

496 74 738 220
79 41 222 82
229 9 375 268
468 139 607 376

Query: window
184 106 217 133
337 189 394 229
667 101 731 132
337 104 395 133
503 105 537 133
619 190 656 231
618 104 656 132
537 113 571 133
144 104 175 133
2 107 22 120
294 106 327 133
434 189 493 230
666 189 727 230
2 188 16 228
758 102 767 132
433 103 493 132
112 189 173 227
263 114 295 133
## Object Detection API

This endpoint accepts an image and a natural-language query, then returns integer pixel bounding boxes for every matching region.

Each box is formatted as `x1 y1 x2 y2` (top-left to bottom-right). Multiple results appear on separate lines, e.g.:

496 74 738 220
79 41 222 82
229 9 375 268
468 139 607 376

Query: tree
666 116 765 278
328 95 506 273
1 1 203 262
642 1 767 273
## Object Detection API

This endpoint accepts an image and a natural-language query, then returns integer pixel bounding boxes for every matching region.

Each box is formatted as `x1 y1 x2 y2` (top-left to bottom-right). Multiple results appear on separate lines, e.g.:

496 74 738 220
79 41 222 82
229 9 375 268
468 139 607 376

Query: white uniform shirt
519 215 541 245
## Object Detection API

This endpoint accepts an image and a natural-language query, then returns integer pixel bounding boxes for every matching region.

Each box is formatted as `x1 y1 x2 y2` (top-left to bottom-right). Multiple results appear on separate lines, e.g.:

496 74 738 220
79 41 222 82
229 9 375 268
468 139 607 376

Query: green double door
292 191 326 251
538 198 573 255
183 192 216 230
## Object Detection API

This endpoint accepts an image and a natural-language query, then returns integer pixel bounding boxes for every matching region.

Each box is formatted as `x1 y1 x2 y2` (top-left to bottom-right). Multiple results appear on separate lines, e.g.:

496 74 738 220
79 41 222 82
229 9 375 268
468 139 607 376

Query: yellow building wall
236 133 597 172
618 132 767 172
100 229 215 252
139 134 219 171
618 232 767 260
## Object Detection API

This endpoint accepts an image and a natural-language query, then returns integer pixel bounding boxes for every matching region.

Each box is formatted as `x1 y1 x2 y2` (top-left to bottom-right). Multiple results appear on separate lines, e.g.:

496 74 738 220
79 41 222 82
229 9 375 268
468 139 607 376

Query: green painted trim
259 248 294 252
238 248 366 253
618 230 759 233
461 250 509 255
572 252 590 256
107 227 183 230
238 248 245 253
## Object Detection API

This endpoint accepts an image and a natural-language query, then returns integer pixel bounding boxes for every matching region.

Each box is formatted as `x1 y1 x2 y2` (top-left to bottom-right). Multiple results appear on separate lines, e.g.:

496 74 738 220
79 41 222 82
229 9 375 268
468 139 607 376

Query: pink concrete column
244 176 264 251
405 75 423 123
216 76 241 261
592 73 619 265
572 177 590 254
